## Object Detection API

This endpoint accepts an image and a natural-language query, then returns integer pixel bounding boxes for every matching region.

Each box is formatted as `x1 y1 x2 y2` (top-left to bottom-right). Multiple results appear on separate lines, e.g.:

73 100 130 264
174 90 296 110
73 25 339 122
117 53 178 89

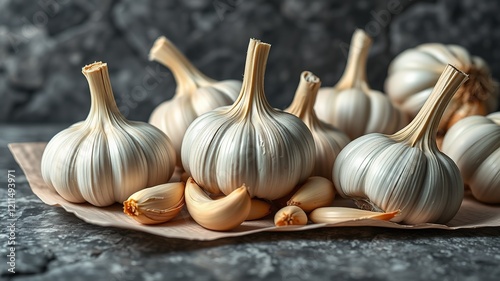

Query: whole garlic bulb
333 64 468 224
314 29 408 140
148 36 241 166
286 71 350 180
385 43 498 146
182 39 315 200
441 112 500 203
41 62 176 207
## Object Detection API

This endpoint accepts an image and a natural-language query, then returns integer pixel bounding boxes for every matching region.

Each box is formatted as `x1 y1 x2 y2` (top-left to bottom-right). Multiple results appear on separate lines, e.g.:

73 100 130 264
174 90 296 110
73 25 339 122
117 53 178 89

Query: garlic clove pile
148 36 242 166
41 62 176 207
181 39 316 200
309 208 400 224
274 206 308 227
286 176 335 212
285 72 350 180
333 64 468 224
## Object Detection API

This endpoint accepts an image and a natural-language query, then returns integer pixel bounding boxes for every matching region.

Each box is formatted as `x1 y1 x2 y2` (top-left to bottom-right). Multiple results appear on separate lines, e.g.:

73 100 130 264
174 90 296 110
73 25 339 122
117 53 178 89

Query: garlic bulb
181 39 316 200
314 29 408 140
41 62 176 207
285 72 350 180
385 43 498 146
274 206 308 227
310 208 400 224
287 176 335 212
441 112 500 203
333 64 468 224
149 36 241 166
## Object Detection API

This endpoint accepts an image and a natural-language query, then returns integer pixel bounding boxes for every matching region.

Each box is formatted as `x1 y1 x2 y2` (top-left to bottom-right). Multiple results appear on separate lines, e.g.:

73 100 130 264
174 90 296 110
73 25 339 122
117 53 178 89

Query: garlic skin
287 176 335 212
441 112 500 203
385 43 498 146
274 206 308 227
314 29 408 140
41 62 176 207
309 208 400 224
285 72 350 180
333 65 468 224
182 39 315 200
148 36 241 166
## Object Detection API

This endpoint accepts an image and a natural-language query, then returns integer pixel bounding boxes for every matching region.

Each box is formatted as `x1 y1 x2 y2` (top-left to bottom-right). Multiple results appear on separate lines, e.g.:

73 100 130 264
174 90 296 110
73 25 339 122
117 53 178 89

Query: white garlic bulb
285 72 350 180
41 62 176 207
333 64 468 224
441 112 500 203
385 43 498 146
181 39 315 200
314 29 408 140
148 36 241 166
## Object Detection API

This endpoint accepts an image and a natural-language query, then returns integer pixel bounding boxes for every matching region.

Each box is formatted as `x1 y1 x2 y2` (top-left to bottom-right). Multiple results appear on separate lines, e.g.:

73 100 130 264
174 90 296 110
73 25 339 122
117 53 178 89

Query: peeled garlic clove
184 177 251 231
247 199 272 221
309 207 400 224
287 177 335 212
123 182 185 225
274 206 308 227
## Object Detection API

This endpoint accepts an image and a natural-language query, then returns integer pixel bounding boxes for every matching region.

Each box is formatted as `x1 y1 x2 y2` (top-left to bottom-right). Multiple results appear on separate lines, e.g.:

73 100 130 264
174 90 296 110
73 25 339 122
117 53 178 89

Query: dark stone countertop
1 124 499 281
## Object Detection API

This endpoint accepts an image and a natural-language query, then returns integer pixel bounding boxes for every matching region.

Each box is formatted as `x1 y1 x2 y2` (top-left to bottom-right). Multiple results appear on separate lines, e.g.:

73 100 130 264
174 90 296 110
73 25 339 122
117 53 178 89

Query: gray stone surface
1 125 500 280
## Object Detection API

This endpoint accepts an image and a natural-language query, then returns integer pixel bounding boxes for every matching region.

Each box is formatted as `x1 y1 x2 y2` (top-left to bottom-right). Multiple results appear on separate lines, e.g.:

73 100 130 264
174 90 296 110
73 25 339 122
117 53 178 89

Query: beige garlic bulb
385 43 498 146
41 62 176 207
441 112 500 203
149 36 241 166
333 64 468 224
285 72 350 180
181 39 315 200
314 29 408 140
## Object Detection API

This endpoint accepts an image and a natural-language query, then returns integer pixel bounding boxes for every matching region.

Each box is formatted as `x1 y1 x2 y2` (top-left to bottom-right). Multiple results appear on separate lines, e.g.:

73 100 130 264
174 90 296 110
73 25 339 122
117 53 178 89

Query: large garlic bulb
182 39 315 200
41 62 176 207
148 36 241 165
285 71 350 180
385 43 498 146
333 64 468 224
442 112 500 203
314 29 408 140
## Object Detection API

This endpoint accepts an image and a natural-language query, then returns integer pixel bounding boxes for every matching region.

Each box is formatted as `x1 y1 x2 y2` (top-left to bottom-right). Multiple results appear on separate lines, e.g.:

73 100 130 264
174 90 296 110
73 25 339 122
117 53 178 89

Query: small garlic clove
309 207 400 224
274 206 308 227
287 176 335 212
247 199 272 221
123 182 185 225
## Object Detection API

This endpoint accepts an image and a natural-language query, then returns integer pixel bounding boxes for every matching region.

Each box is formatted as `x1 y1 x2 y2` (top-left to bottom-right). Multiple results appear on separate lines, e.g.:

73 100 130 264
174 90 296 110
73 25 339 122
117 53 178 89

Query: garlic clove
309 207 400 224
274 206 308 227
286 176 335 212
247 199 272 221
184 177 251 231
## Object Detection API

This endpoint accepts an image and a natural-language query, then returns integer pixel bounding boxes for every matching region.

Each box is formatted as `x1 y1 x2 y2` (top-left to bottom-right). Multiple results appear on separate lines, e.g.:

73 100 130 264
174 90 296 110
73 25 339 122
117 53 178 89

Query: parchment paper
9 142 500 241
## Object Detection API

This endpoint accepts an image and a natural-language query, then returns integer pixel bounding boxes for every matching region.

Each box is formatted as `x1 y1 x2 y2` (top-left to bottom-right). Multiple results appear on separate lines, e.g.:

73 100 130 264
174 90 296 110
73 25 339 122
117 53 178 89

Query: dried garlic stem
335 30 372 90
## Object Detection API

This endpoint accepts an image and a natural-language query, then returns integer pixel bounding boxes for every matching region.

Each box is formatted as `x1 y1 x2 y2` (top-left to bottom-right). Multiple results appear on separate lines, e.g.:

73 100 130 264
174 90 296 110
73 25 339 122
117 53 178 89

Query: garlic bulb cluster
149 36 242 166
333 64 468 224
182 39 316 200
314 29 408 140
285 72 350 180
442 112 500 203
41 62 176 207
385 43 498 146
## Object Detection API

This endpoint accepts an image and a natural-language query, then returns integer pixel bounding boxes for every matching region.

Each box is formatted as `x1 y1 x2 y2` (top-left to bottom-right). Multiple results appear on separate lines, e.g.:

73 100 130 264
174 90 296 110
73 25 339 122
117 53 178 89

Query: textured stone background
1 0 499 123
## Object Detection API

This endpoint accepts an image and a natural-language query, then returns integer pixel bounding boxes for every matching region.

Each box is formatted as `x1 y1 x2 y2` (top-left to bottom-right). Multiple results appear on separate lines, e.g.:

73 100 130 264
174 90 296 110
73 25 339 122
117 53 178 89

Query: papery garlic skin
148 36 241 166
41 62 176 207
182 39 315 200
442 112 500 203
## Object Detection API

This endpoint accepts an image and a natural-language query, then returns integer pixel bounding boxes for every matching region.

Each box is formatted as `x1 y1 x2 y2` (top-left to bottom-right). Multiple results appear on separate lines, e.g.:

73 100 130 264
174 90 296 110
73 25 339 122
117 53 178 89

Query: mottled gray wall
0 0 499 123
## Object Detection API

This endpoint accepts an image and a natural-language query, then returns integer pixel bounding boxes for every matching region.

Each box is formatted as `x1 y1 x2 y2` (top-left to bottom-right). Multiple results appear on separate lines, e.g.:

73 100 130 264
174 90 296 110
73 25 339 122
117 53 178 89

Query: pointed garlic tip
274 206 308 227
286 177 335 212
309 207 400 224
352 29 373 49
246 199 272 221
148 36 169 61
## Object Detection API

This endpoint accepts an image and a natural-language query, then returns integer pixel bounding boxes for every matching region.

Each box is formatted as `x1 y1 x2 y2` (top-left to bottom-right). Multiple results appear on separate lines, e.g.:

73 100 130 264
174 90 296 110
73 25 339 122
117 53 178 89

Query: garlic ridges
274 206 308 227
123 182 185 225
182 39 315 200
287 176 335 212
285 72 350 180
442 112 500 203
333 64 468 224
309 208 399 224
149 36 241 166
41 62 176 207
314 29 408 140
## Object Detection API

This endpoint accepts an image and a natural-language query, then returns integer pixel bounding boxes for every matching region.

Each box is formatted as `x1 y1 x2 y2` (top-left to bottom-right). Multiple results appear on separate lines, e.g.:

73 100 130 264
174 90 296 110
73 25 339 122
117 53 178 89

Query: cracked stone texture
1 126 500 281
1 0 499 124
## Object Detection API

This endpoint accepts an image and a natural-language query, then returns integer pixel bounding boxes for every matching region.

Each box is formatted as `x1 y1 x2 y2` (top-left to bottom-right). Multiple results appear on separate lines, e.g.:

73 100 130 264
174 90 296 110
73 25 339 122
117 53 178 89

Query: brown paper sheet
9 142 500 241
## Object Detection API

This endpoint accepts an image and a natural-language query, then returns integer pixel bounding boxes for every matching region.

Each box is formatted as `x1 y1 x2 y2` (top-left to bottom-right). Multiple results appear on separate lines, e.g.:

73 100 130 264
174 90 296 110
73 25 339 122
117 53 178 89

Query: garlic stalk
333 64 468 224
287 176 335 212
309 208 400 224
181 39 316 200
274 206 308 227
41 62 176 207
285 72 350 180
314 29 408 140
149 36 241 166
